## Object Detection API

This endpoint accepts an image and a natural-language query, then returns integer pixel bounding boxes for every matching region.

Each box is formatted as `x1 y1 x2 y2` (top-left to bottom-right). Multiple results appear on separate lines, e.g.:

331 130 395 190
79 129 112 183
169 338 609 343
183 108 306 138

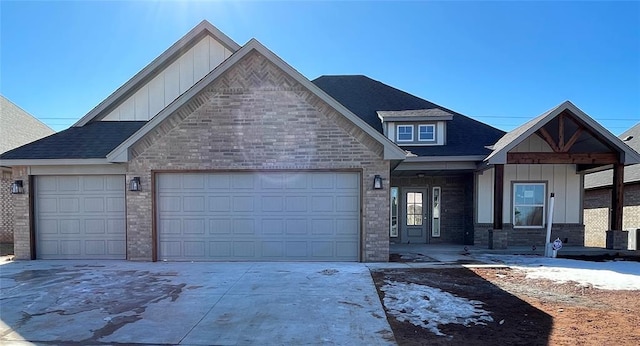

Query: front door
401 188 428 243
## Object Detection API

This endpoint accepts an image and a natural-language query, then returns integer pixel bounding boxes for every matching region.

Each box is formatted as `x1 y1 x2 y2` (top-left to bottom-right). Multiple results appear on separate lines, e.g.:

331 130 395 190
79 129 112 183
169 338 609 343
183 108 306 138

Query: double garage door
35 175 126 259
33 172 360 261
157 172 361 261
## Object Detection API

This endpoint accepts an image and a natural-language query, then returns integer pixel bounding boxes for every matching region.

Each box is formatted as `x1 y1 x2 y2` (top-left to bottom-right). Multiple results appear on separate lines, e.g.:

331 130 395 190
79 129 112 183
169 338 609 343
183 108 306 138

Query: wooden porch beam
561 128 583 152
493 164 504 230
507 152 618 164
611 163 624 231
537 127 560 152
558 113 565 151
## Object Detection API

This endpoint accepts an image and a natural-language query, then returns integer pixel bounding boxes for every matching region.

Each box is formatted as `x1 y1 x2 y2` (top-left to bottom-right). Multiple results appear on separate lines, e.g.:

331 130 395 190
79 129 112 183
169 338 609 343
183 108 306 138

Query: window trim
512 182 546 229
418 124 436 142
396 125 414 142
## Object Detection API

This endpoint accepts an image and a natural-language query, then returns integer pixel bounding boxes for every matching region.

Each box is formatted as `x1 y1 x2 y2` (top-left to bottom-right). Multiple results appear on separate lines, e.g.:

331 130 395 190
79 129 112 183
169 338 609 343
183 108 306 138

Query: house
0 95 54 244
1 21 638 261
584 123 640 249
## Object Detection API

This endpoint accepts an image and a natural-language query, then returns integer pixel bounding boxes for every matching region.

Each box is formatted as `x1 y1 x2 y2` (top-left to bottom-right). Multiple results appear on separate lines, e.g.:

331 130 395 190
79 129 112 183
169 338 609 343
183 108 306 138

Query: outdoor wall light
373 175 383 190
129 177 141 192
11 180 24 194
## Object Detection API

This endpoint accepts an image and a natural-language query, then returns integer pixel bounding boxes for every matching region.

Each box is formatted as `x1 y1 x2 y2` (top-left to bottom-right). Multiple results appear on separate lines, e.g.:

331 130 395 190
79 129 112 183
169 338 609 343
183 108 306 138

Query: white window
396 125 413 142
390 187 399 237
513 183 545 228
419 124 436 141
432 186 441 237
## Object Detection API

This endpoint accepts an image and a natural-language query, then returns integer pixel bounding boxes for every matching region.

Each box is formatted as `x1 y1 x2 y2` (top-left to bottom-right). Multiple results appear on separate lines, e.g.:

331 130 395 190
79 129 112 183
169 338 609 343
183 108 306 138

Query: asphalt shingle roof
585 123 640 188
0 121 147 160
312 75 505 156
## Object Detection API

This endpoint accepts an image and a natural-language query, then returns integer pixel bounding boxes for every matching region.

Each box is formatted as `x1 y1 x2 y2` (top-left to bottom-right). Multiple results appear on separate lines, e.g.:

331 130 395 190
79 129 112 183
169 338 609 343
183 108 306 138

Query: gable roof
585 123 640 188
0 95 54 154
107 41 407 162
485 101 640 165
312 75 505 157
73 20 240 127
0 121 146 163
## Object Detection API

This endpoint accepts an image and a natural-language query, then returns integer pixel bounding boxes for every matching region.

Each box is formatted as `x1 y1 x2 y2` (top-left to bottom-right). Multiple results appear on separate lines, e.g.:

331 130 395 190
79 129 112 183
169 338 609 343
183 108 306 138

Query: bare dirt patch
372 267 640 346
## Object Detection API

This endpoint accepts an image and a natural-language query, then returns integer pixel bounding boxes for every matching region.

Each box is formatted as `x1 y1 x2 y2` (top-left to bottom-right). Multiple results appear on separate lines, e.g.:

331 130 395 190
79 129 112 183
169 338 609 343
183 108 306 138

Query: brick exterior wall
0 169 14 243
584 183 640 248
390 174 474 244
10 166 30 259
126 50 390 262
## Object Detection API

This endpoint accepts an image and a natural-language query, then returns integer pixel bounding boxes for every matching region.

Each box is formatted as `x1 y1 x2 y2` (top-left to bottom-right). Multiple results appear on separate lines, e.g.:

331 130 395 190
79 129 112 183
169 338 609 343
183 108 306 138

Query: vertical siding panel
179 49 195 94
553 164 566 222
565 165 581 223
516 164 529 180
193 37 210 81
164 62 180 105
529 164 541 180
209 37 226 70
476 169 494 223
134 85 150 120
148 73 165 118
120 97 135 120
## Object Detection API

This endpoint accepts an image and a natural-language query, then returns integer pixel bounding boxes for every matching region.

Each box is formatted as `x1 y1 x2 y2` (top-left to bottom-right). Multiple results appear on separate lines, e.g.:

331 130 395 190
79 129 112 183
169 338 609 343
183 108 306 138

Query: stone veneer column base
606 230 628 250
488 229 508 249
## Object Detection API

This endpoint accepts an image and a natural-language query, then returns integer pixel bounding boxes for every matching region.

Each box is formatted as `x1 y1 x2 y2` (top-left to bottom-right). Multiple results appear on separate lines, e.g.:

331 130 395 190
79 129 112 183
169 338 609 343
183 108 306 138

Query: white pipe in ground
545 193 555 257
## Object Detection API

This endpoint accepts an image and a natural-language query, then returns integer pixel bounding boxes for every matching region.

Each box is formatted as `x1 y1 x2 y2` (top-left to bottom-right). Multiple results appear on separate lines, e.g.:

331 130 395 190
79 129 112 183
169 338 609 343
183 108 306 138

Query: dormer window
397 125 414 142
379 109 453 146
418 124 435 142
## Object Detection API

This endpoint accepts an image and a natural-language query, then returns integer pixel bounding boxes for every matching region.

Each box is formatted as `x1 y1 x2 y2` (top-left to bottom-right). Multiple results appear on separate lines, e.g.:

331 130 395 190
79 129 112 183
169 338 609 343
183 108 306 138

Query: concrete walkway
0 261 395 345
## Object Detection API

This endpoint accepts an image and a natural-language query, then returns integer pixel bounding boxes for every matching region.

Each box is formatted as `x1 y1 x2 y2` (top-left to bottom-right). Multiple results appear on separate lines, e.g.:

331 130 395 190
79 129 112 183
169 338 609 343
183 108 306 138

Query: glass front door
401 188 428 243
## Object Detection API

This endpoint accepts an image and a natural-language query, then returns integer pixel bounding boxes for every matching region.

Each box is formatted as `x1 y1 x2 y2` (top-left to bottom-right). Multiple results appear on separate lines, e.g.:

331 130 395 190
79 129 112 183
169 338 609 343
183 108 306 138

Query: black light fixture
373 175 383 190
11 180 24 194
129 177 141 191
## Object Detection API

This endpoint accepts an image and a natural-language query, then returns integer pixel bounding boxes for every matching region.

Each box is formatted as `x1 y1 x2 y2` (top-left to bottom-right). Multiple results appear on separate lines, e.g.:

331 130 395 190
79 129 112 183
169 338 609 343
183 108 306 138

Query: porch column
611 163 624 231
493 164 504 230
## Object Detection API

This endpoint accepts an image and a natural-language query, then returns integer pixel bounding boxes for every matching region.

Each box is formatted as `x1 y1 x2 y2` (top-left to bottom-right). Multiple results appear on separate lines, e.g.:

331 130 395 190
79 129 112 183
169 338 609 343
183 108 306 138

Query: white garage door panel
36 176 126 259
157 172 360 261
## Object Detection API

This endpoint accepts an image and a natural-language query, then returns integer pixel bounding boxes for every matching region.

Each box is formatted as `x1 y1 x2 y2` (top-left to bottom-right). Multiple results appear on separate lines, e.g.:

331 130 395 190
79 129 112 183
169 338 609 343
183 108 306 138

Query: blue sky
1 1 638 134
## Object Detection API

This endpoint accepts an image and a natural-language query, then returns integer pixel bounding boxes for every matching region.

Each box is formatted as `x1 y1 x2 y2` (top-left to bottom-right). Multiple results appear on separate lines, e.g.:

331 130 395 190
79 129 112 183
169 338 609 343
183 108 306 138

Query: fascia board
485 104 565 164
0 159 111 166
404 155 486 163
74 21 240 127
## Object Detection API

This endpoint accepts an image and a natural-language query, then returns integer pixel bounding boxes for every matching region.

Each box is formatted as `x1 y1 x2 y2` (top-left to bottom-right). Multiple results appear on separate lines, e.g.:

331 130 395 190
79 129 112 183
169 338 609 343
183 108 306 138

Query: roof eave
0 158 112 166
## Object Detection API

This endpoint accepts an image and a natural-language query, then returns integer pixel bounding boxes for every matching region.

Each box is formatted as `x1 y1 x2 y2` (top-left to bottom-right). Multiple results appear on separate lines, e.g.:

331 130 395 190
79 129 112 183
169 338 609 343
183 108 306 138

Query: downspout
544 193 555 257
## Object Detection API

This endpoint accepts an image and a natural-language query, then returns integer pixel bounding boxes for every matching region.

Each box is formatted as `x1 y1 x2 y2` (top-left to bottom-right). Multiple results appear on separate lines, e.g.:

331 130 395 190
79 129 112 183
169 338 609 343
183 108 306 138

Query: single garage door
157 172 360 261
35 175 126 259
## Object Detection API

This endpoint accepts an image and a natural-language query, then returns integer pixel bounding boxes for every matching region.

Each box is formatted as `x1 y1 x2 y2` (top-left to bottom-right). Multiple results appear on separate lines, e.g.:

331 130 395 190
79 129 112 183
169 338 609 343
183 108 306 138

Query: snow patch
381 280 493 336
478 255 640 291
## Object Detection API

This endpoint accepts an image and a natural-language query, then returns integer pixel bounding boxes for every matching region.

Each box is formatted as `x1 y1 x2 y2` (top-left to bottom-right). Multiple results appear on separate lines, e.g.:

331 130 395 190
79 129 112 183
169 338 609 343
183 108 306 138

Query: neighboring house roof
73 20 241 127
0 95 54 154
0 121 146 160
312 75 505 157
486 101 640 165
585 123 640 189
107 40 407 163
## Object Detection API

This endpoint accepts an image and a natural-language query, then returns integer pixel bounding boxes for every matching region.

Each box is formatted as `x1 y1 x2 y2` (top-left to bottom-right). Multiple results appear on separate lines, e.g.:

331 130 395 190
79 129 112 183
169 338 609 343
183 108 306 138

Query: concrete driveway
0 260 395 345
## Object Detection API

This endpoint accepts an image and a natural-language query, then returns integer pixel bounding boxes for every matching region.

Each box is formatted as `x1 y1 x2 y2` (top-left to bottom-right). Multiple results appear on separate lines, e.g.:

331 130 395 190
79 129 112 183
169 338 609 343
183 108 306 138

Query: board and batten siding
102 35 232 122
476 136 581 224
476 164 581 224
